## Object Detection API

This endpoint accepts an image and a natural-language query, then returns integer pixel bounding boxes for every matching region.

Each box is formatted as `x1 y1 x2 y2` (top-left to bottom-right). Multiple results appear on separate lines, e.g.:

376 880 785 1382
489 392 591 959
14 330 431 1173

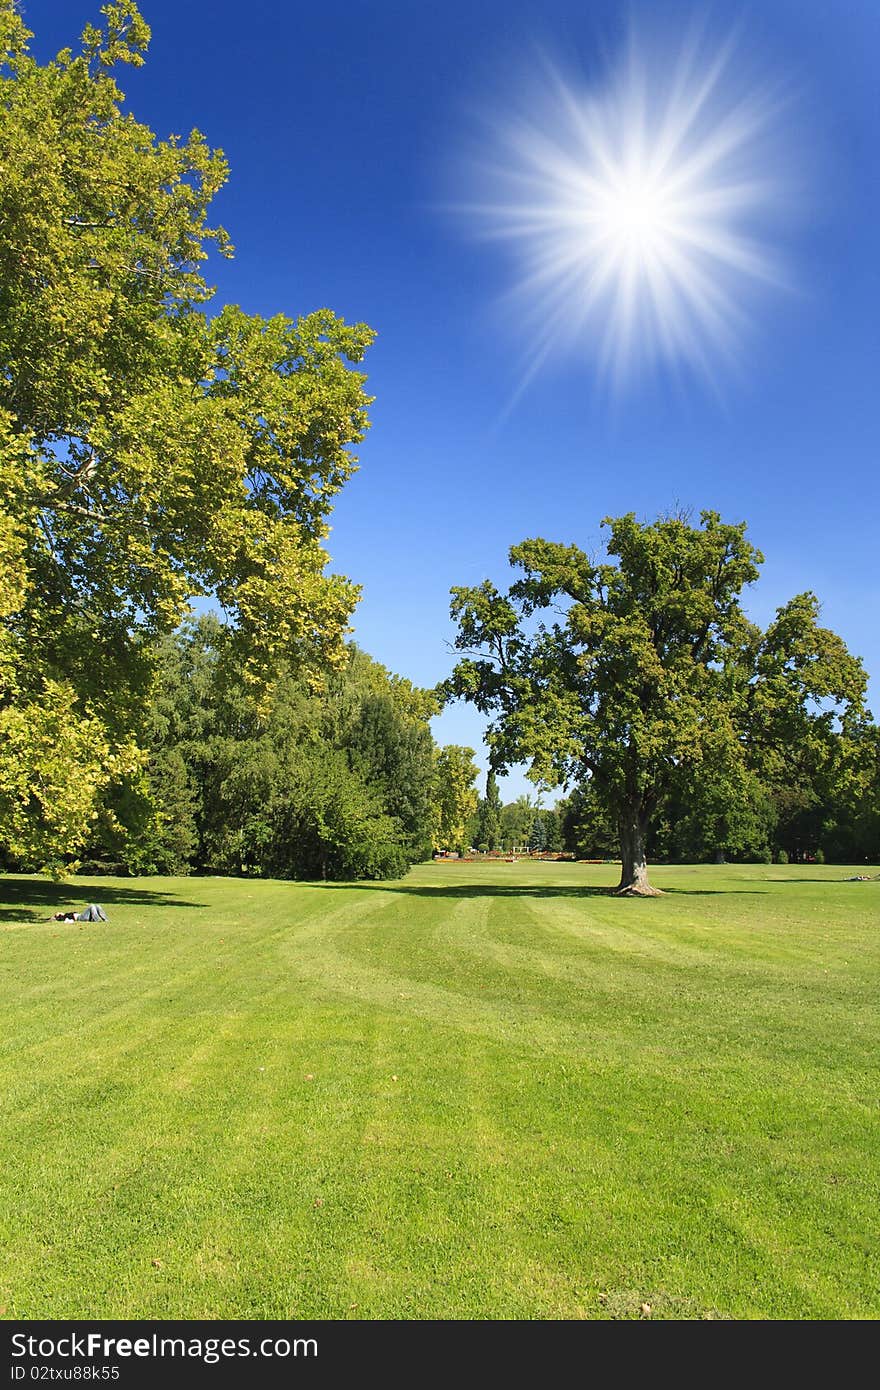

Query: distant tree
341 658 437 863
835 722 880 861
558 785 617 859
474 769 503 851
83 746 198 875
796 717 880 863
259 750 409 882
431 746 480 853
540 806 564 854
500 795 537 852
445 512 867 894
528 815 548 852
657 760 776 864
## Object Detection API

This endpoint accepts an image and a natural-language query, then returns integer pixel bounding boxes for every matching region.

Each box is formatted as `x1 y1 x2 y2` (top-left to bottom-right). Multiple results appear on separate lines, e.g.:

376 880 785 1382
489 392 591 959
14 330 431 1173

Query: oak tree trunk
617 803 662 896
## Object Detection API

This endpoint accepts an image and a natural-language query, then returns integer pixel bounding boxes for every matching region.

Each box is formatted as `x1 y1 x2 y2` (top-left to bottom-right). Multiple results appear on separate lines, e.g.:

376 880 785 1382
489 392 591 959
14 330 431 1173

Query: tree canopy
0 2 373 871
444 511 868 893
431 745 480 854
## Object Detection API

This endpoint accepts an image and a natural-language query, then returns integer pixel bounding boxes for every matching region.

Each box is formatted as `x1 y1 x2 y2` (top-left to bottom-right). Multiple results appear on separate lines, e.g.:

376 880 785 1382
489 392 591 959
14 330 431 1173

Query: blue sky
26 1 880 803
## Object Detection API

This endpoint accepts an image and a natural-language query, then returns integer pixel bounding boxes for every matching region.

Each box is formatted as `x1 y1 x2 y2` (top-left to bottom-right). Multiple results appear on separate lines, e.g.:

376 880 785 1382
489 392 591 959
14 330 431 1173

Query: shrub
775 849 789 865
339 840 410 880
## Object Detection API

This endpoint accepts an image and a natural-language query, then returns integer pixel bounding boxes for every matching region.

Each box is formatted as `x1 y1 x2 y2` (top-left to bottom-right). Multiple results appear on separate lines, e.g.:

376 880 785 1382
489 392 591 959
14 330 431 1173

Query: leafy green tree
340 654 437 863
445 511 867 894
500 795 537 852
94 619 436 881
557 785 618 859
539 806 564 853
784 717 880 863
657 760 775 863
0 681 120 872
81 746 198 876
528 815 548 852
474 769 503 851
431 746 480 853
832 721 880 862
252 749 409 883
0 2 373 871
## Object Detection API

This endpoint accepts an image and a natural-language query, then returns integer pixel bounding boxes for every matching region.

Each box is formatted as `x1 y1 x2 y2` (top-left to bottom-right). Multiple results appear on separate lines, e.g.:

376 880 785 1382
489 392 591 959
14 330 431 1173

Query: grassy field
1 860 878 1320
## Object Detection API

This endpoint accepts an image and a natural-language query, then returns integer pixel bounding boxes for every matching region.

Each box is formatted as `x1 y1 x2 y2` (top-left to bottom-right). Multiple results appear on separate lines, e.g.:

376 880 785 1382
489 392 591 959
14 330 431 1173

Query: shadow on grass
661 886 768 896
766 877 878 883
0 877 208 922
309 882 767 899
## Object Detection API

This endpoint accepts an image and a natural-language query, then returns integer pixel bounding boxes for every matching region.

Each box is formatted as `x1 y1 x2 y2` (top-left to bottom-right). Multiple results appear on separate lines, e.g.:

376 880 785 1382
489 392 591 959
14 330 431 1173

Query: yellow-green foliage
0 680 140 875
0 4 374 869
446 511 868 886
431 744 480 851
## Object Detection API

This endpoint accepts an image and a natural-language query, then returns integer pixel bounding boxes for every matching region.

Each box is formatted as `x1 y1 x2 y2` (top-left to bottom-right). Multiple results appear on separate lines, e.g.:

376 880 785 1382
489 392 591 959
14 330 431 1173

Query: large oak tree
444 511 867 894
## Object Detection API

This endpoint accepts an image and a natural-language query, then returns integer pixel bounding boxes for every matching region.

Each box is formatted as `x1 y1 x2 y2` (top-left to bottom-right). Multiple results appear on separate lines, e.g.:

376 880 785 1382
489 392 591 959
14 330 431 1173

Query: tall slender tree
431 746 480 854
475 769 503 850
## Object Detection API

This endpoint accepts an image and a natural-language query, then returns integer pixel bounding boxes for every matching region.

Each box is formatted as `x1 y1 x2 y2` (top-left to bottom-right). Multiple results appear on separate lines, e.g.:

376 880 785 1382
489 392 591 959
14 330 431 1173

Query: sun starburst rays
458 26 795 395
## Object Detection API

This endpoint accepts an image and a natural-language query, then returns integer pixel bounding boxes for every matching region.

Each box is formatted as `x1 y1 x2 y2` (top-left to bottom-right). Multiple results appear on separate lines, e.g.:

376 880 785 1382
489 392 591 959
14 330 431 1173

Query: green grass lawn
1 860 878 1320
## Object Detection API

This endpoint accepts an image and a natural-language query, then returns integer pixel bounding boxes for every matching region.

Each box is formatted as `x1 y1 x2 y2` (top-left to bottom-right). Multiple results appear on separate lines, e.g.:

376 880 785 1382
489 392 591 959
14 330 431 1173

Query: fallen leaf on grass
151 1259 163 1269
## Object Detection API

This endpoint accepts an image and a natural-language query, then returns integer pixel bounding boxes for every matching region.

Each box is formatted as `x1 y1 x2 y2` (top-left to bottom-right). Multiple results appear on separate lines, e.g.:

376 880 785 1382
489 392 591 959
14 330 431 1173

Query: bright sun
459 22 796 394
602 186 668 245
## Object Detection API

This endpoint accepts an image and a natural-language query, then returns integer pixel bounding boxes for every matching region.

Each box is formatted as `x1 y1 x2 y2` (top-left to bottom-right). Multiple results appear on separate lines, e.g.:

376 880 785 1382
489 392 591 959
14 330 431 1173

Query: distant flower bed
435 852 581 864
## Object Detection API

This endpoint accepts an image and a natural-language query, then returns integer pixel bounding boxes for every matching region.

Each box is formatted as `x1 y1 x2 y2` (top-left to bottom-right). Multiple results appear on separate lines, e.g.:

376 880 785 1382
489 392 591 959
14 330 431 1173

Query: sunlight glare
458 21 799 396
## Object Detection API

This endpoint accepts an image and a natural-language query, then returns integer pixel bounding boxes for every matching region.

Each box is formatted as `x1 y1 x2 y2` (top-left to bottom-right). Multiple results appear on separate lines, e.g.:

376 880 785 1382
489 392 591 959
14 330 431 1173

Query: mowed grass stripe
1 862 878 1318
304 875 877 1075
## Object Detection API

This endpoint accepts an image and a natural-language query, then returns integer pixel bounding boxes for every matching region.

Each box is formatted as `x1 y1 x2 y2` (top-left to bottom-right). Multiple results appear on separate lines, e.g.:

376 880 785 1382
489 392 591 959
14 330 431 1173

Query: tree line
51 616 478 880
468 758 879 867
